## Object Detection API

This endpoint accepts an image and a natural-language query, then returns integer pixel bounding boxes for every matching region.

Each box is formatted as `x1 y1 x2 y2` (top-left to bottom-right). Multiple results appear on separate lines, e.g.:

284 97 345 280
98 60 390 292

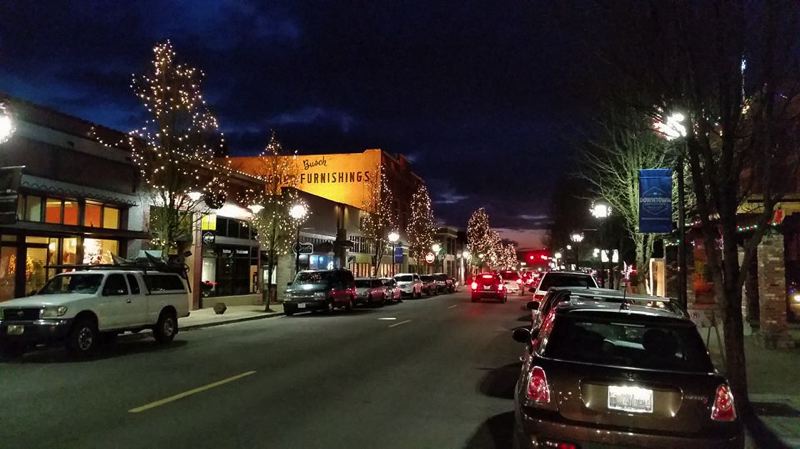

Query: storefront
198 215 259 298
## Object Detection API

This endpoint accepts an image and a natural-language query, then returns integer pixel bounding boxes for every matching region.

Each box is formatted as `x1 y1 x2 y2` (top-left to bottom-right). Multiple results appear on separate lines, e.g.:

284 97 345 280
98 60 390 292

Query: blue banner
639 169 673 233
394 246 404 263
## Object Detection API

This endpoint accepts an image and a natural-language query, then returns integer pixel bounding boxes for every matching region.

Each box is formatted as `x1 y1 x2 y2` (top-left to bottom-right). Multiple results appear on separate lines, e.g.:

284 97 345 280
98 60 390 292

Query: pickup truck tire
153 310 177 344
67 317 99 355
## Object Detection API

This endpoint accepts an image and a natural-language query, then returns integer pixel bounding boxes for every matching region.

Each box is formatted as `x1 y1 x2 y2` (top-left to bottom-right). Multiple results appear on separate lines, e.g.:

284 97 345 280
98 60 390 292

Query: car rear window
543 315 714 373
355 279 371 288
477 274 499 284
395 275 412 282
539 273 595 290
421 275 434 281
500 271 519 281
294 271 333 284
143 274 186 292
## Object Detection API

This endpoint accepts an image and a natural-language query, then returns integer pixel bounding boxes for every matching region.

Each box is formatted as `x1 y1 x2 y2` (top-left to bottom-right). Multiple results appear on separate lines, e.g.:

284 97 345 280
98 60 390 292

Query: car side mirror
526 301 540 311
512 327 531 343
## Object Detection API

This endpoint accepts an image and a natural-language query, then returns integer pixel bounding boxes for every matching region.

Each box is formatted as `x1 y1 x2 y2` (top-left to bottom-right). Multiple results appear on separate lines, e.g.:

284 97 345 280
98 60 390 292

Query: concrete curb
180 311 284 331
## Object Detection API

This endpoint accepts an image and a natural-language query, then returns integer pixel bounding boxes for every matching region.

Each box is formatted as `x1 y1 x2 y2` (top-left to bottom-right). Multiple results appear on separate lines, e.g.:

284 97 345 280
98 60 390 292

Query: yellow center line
388 319 412 328
128 370 256 413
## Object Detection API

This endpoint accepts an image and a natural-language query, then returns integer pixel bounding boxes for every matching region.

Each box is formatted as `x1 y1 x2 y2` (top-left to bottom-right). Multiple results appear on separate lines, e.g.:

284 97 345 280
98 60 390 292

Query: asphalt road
0 290 531 449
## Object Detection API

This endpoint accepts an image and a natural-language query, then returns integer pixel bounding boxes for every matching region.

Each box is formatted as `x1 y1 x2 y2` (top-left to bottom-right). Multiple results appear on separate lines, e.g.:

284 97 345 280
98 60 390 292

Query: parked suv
512 296 743 449
394 273 423 298
0 268 190 357
419 275 438 296
432 273 454 293
284 269 356 315
531 271 597 302
380 277 402 303
355 278 388 306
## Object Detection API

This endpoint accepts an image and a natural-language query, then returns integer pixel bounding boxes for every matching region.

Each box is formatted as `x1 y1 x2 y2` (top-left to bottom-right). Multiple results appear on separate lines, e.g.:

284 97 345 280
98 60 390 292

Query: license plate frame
607 385 653 414
7 324 24 335
297 303 306 309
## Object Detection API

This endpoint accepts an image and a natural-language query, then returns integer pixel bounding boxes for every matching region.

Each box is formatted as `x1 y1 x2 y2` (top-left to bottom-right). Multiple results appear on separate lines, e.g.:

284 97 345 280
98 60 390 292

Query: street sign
201 231 215 245
425 252 435 264
393 246 403 264
293 242 313 254
639 168 673 233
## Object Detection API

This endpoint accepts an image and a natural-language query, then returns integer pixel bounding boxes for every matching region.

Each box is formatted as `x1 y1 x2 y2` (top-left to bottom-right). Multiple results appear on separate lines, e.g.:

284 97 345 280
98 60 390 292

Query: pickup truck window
126 274 140 295
144 274 187 292
103 274 129 296
40 273 103 295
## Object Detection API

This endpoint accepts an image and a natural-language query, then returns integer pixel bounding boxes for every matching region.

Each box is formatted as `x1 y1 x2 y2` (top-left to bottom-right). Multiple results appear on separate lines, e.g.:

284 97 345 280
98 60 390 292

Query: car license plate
483 286 491 290
607 385 653 413
7 324 24 335
297 303 306 309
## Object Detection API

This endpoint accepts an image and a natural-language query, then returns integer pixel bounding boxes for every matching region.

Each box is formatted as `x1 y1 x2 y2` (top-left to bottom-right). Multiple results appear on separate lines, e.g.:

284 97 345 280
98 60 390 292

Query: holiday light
407 183 436 267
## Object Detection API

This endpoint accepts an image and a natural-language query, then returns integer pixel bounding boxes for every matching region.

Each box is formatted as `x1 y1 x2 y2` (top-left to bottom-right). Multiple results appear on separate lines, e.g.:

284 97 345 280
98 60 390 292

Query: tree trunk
721 226 750 413
264 257 274 312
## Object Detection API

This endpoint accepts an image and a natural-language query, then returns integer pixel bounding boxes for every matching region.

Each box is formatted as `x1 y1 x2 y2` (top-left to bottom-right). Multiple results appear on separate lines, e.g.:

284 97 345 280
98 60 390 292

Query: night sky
0 1 593 247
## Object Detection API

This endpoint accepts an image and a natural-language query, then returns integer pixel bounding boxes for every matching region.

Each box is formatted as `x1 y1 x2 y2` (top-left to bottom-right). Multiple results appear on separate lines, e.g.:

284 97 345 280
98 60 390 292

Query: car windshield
395 275 412 282
40 274 104 295
293 271 333 285
500 272 519 281
421 275 434 281
543 314 714 373
434 274 447 280
355 279 371 288
539 273 595 290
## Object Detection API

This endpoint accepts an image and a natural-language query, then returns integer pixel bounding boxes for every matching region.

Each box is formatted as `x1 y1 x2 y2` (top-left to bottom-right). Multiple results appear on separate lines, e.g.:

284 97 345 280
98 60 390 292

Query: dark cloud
0 0 585 230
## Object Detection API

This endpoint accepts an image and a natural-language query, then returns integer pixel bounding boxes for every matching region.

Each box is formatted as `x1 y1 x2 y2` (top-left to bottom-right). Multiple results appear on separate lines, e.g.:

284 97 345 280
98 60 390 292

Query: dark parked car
512 295 743 449
284 269 356 315
420 275 437 296
530 271 597 302
470 273 507 303
432 273 452 293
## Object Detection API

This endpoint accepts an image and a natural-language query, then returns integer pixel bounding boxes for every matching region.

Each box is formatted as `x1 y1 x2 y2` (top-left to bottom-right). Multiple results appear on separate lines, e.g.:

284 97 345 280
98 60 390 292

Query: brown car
512 297 743 449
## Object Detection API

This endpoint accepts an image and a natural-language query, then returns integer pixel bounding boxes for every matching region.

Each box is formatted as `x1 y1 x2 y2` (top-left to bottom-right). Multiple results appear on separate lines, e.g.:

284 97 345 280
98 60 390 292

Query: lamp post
461 250 471 284
431 243 441 273
289 203 308 275
388 231 400 276
590 202 612 287
570 232 584 269
248 204 264 295
655 111 688 309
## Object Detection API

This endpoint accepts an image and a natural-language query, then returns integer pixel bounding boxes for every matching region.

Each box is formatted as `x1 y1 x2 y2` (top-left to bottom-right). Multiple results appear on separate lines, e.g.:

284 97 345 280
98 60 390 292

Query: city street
0 291 529 449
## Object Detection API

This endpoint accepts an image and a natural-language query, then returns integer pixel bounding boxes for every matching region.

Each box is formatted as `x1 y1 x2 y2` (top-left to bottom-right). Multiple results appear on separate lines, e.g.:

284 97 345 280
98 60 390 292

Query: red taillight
526 366 550 404
471 281 478 290
557 444 576 449
710 384 737 421
516 279 522 284
498 284 504 290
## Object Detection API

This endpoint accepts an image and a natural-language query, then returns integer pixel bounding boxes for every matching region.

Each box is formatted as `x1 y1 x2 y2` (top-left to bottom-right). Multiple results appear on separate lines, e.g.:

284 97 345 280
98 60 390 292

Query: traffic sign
293 242 313 254
425 252 435 264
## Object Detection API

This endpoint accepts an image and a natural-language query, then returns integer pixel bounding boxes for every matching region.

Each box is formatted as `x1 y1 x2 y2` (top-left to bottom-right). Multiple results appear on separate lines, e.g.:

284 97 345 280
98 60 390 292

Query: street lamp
570 232 584 268
431 243 442 272
654 111 688 309
0 103 15 145
590 202 611 219
187 191 203 202
289 203 309 275
388 231 400 276
247 204 264 214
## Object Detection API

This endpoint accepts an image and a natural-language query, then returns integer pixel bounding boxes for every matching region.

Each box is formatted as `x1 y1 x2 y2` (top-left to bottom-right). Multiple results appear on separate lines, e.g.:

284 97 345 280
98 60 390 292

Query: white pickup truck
0 268 190 357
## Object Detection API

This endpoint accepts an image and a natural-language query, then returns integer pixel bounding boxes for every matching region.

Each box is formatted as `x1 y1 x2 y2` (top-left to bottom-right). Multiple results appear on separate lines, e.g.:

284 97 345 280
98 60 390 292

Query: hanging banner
639 169 673 233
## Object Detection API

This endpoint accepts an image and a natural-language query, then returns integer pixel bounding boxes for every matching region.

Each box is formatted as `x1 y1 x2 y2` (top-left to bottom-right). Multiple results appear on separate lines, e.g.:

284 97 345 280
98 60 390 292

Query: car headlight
41 306 68 318
314 291 326 299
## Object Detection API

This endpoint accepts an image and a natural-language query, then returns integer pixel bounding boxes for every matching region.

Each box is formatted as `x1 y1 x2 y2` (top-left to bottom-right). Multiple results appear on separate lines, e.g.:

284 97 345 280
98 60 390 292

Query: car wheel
153 310 178 344
284 305 295 316
345 297 354 312
67 317 99 355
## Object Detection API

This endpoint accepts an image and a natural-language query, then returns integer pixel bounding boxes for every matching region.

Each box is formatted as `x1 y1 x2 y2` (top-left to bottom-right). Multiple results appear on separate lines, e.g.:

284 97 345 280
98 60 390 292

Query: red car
470 273 508 303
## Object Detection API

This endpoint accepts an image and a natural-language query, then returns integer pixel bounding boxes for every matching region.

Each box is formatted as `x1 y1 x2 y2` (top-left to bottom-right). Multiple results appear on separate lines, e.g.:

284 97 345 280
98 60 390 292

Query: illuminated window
103 206 120 229
63 201 79 225
84 202 102 227
25 196 42 222
83 238 119 265
45 198 62 224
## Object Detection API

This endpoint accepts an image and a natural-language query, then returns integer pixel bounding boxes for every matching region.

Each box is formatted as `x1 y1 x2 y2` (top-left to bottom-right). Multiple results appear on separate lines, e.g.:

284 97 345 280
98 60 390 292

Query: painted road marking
378 317 397 321
388 319 412 328
448 305 457 309
128 371 256 413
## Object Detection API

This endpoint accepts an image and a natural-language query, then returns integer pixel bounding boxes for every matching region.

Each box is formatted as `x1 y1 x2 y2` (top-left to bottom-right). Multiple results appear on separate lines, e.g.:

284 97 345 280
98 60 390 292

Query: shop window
84 202 102 227
0 246 15 301
25 236 49 244
103 206 120 229
25 196 42 222
83 238 119 265
62 237 78 266
63 201 79 225
45 198 62 224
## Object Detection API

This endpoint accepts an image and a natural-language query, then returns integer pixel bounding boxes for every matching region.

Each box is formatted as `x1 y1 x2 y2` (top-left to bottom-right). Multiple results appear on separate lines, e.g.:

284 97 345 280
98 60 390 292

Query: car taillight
526 366 550 404
471 281 478 290
498 284 504 290
710 384 737 421
516 279 522 284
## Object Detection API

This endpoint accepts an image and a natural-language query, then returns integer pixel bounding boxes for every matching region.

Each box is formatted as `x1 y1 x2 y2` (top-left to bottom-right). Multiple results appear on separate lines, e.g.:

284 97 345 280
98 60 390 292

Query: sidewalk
707 328 800 448
179 304 284 330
